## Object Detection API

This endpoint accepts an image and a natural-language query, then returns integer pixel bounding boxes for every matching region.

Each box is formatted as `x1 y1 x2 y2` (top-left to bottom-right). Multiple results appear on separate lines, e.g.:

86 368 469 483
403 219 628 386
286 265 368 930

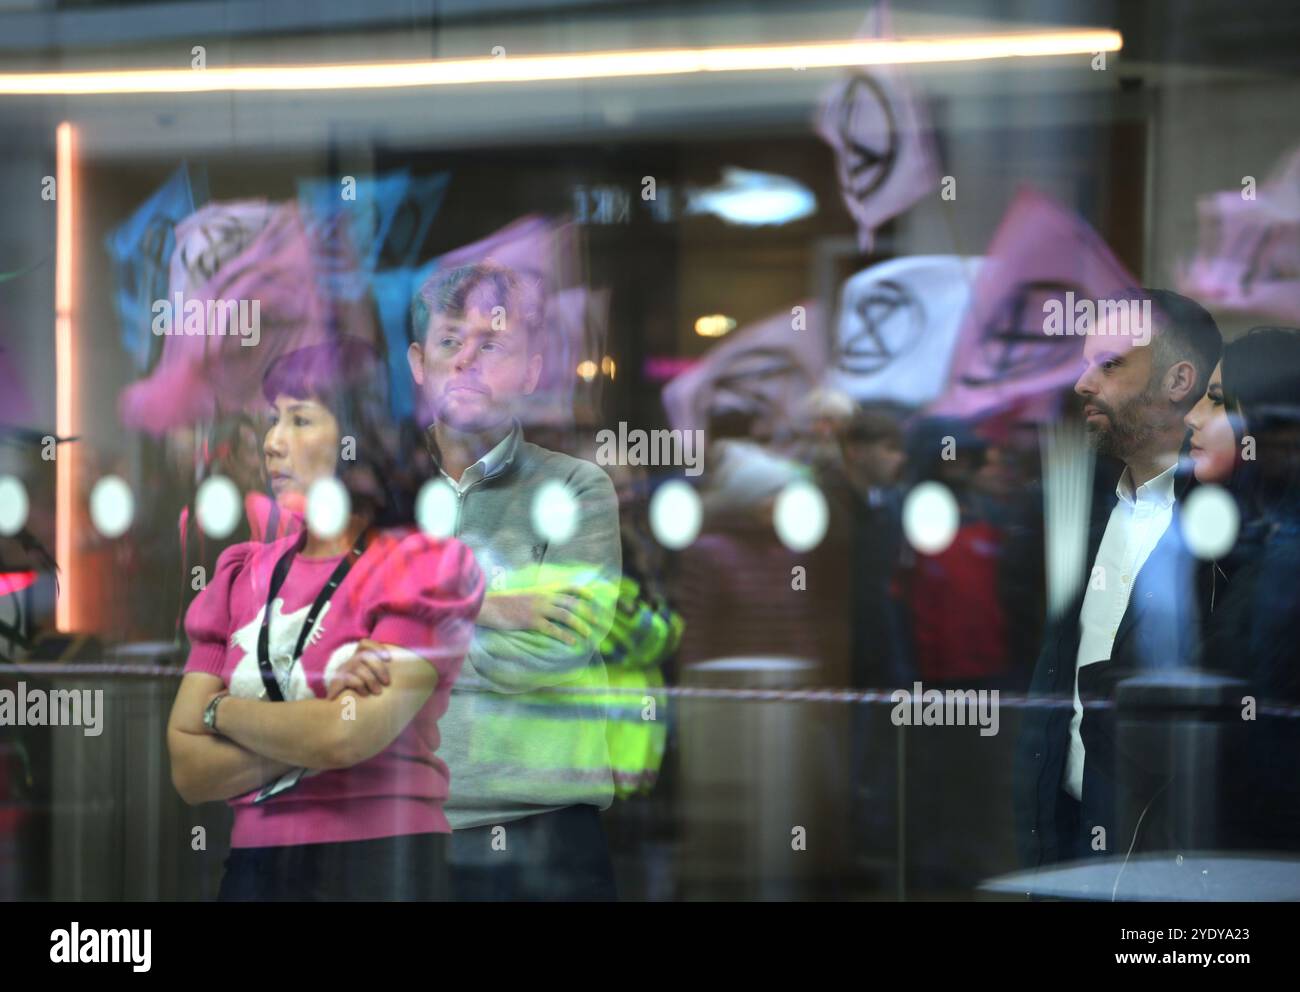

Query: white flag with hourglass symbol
814 1 942 254
830 254 982 407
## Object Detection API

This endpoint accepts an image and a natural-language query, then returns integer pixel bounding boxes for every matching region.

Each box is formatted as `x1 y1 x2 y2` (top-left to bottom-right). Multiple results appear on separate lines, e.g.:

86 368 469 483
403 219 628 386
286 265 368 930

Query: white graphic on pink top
227 599 361 700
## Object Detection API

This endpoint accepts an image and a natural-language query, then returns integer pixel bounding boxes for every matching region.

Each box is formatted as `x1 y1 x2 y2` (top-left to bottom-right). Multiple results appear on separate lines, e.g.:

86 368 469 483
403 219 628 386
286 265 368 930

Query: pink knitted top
183 529 484 848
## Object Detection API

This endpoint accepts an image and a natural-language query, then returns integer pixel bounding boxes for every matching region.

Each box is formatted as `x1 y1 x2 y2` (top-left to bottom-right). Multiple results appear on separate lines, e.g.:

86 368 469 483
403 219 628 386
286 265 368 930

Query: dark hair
409 261 545 349
843 404 907 447
1140 287 1223 402
706 408 757 443
905 415 988 489
262 338 379 432
1221 326 1300 518
261 338 416 528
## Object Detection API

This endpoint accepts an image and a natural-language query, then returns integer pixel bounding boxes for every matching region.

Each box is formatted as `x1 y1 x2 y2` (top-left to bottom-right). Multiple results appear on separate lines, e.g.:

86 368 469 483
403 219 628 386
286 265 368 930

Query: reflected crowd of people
136 269 1300 896
6 204 1300 900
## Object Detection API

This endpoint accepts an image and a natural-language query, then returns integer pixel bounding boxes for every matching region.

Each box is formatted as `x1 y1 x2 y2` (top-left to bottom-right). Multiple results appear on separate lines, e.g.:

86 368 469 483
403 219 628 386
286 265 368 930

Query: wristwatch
203 692 229 735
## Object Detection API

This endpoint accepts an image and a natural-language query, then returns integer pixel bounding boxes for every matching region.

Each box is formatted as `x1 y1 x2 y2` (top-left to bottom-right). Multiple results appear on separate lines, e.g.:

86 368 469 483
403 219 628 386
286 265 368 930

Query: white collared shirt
1062 460 1178 800
436 423 519 496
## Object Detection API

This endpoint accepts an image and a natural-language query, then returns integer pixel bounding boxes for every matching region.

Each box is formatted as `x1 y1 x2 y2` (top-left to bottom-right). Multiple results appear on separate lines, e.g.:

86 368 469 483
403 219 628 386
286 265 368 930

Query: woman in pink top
166 340 484 901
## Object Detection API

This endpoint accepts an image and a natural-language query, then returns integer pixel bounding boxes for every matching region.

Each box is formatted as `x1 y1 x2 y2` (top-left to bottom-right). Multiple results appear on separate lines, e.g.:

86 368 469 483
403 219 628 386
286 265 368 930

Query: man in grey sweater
339 261 622 899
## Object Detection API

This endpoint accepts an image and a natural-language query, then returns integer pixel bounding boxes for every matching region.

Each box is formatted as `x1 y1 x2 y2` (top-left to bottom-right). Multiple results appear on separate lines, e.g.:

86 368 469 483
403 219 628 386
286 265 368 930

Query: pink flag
814 1 941 254
433 215 579 295
1179 144 1300 324
662 301 826 440
121 202 381 434
168 200 278 304
930 187 1139 421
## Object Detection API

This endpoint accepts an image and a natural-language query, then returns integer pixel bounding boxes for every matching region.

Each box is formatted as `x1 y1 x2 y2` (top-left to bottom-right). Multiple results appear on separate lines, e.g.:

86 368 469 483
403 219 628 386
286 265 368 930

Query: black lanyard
256 529 369 702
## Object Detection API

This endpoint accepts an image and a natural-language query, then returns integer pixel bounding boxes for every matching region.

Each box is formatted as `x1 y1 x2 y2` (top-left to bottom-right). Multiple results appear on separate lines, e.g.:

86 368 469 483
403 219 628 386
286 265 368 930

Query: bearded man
1013 288 1221 869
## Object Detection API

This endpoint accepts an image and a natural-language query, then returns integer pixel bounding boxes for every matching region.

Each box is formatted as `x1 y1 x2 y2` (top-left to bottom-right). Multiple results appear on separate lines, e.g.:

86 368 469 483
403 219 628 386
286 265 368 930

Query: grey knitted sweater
433 426 622 829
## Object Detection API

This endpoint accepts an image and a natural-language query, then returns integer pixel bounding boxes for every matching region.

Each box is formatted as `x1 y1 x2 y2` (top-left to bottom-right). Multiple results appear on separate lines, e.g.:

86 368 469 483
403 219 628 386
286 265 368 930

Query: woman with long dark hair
1184 326 1300 852
1186 327 1300 686
166 338 484 900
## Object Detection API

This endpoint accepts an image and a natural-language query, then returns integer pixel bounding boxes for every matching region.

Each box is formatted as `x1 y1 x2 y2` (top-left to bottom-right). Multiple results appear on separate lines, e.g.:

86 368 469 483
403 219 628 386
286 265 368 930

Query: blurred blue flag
104 164 201 370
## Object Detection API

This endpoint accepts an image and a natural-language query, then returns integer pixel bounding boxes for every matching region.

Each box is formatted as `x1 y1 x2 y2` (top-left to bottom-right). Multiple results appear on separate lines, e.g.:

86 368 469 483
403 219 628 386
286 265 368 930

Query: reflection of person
594 460 681 799
1014 289 1221 868
898 417 1011 686
175 414 281 642
824 405 908 871
337 262 622 900
166 340 484 901
1185 327 1300 853
677 440 823 668
837 406 907 689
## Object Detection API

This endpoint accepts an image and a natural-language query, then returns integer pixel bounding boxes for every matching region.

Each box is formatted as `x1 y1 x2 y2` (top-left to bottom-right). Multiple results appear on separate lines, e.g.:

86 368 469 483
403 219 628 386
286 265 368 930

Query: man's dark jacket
1012 458 1213 867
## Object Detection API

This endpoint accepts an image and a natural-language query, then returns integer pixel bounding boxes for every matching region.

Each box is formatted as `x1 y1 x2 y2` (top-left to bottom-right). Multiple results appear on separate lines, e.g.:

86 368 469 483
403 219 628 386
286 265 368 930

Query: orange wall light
55 121 76 632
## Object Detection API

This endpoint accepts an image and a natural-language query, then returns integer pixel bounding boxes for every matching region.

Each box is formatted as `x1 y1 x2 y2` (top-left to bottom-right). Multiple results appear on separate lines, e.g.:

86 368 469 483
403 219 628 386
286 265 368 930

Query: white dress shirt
1062 460 1178 800
435 422 519 495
